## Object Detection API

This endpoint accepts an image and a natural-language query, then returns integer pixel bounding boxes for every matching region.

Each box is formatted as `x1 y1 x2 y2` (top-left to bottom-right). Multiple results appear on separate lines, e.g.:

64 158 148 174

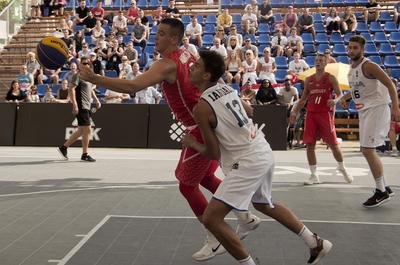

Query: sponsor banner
15 103 149 147
0 103 17 146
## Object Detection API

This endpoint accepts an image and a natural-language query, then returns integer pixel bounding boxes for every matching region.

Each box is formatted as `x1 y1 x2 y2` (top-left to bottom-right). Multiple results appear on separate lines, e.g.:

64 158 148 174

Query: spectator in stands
286 27 303 57
54 19 72 37
241 49 258 85
41 0 53 17
123 41 139 65
217 9 233 33
257 47 277 84
92 1 106 24
270 29 287 57
61 29 73 54
245 0 259 16
144 51 161 71
324 49 337 63
258 0 274 26
288 52 310 77
153 6 165 25
277 77 299 110
131 17 147 49
215 26 228 47
241 5 258 35
90 21 106 45
226 36 240 54
166 0 180 19
325 7 341 35
38 67 60 85
210 37 227 59
340 7 357 33
84 11 97 32
241 37 257 59
181 36 199 58
26 85 40 103
30 0 41 19
119 56 133 77
18 65 34 92
225 50 242 84
107 39 124 75
78 43 92 59
63 62 78 84
6 81 27 103
228 24 243 47
126 62 142 80
26 52 41 83
42 86 56 103
127 1 139 23
105 89 131 103
364 0 380 24
394 2 400 26
138 9 149 36
112 10 128 36
74 0 89 26
241 81 257 105
256 79 278 105
56 79 70 102
297 8 315 37
283 6 298 35
135 86 162 104
54 0 65 17
185 17 203 48
73 30 84 54
93 37 108 72
89 52 103 76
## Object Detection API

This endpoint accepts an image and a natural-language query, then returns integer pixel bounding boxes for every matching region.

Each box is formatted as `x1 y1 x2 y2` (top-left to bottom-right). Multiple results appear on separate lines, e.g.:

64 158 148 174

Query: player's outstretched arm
289 77 310 123
79 58 176 95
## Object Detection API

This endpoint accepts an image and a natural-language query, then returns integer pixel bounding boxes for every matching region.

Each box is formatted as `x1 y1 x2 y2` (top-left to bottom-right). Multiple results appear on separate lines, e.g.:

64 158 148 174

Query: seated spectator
225 50 242 84
257 47 277 84
73 30 84 55
277 78 299 110
153 6 165 25
63 62 78 83
126 62 142 80
241 49 258 85
135 86 162 104
226 36 240 54
6 81 27 102
165 0 180 19
185 17 203 48
56 79 70 102
258 0 274 26
83 11 97 31
297 8 315 36
78 43 92 58
74 0 89 26
215 25 228 47
26 85 40 103
53 0 65 17
241 5 258 35
246 0 259 15
217 9 233 33
38 67 60 84
283 6 298 35
288 52 310 77
270 29 287 56
138 9 149 37
123 41 139 65
325 8 341 34
228 25 243 47
54 19 71 38
30 0 41 19
286 27 303 57
107 39 124 75
89 52 104 76
61 29 73 55
18 65 34 92
92 1 106 24
119 55 133 77
131 17 147 49
210 37 227 59
364 0 380 24
126 1 139 23
340 7 357 33
181 36 199 58
90 20 106 45
112 10 128 36
240 37 258 60
26 52 41 83
394 1 400 26
324 49 337 63
105 89 131 103
256 79 278 105
42 86 56 103
241 81 257 105
144 51 161 71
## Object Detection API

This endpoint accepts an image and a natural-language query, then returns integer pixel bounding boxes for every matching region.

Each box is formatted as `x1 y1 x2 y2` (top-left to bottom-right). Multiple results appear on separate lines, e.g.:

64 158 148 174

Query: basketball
36 36 69 70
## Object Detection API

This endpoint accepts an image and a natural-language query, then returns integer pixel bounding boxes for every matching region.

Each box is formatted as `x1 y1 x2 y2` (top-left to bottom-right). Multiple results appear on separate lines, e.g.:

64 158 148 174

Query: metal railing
0 0 28 48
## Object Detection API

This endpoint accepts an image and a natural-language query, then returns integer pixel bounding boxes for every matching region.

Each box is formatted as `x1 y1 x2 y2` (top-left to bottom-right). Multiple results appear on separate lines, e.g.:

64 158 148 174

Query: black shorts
76 109 91 126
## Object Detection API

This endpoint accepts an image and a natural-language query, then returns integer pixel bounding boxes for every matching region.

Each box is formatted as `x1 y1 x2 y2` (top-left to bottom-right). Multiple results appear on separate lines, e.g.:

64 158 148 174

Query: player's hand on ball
182 134 197 148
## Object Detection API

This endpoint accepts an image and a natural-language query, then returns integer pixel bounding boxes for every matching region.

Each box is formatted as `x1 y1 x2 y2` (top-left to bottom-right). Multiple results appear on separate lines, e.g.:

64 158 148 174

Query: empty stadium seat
360 32 373 43
138 0 148 8
231 0 243 7
303 44 316 55
364 43 379 56
379 12 393 22
336 56 350 64
391 69 400 79
232 14 241 24
203 24 215 34
221 0 231 8
356 22 369 33
275 56 288 69
370 21 384 33
315 33 329 44
343 32 355 44
313 13 323 23
317 43 330 54
314 22 326 33
379 43 395 56
258 33 270 45
205 15 217 24
395 43 400 55
275 69 288 83
332 44 347 56
258 23 270 34
384 55 400 68
330 32 344 44
305 55 316 67
368 55 385 68
373 32 389 43
384 21 398 33
202 34 214 47
301 33 314 44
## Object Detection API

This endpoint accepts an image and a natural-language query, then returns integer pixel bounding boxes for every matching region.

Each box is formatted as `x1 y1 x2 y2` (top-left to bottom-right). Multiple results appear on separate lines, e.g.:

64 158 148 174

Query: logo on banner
169 113 186 142
65 107 102 141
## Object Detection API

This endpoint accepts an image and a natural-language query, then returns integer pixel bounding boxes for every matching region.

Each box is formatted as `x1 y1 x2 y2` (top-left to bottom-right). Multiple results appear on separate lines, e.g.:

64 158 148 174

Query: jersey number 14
226 100 248 127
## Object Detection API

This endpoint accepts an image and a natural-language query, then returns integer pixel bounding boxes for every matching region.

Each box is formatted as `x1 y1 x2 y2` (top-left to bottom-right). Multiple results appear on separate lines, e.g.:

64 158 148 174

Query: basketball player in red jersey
290 54 353 185
78 18 259 261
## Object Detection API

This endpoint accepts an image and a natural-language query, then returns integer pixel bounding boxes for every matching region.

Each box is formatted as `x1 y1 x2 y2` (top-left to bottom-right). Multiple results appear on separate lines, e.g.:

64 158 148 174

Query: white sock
375 176 386 192
338 161 345 169
233 210 250 224
298 226 317 248
239 256 256 265
310 165 317 175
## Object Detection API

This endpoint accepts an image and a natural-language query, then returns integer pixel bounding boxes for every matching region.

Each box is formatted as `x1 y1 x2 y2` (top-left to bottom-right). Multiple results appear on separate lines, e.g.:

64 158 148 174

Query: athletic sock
298 226 317 248
238 256 256 265
233 211 249 224
337 161 345 169
310 165 317 175
375 176 386 192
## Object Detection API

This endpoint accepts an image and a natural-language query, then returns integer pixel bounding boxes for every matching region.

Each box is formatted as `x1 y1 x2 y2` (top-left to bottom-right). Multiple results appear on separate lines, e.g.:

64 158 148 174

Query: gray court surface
0 143 399 265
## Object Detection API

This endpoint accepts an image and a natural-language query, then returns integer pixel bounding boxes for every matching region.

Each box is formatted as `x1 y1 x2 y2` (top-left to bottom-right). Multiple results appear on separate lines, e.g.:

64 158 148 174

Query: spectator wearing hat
126 1 139 23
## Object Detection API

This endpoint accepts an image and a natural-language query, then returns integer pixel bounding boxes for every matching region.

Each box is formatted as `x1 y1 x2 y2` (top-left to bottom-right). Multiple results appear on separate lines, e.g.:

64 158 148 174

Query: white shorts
359 104 391 148
213 146 274 211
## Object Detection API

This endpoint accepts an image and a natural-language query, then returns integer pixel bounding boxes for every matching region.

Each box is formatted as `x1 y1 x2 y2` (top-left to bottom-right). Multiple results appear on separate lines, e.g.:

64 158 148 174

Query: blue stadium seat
294 0 306 8
196 15 204 24
231 0 243 7
395 43 400 55
357 0 369 5
321 0 331 6
343 32 355 44
332 44 347 56
231 83 241 95
271 0 281 7
133 46 142 55
369 21 384 33
138 0 149 8
391 69 400 79
144 45 155 56
331 0 344 6
36 84 49 97
306 0 319 7
303 44 316 55
335 102 349 117
202 34 214 47
360 32 373 43
122 35 131 44
105 70 118 78
221 0 231 8
181 15 191 24
258 23 270 34
274 14 283 23
374 32 389 43
384 55 400 68
275 56 288 69
305 55 316 67
148 0 160 8
258 33 270 45
275 69 288 83
161 0 169 7
348 100 358 116
379 43 395 56
330 32 344 44
315 33 329 44
148 34 156 45
150 25 158 34
232 15 241 24
314 22 325 33
384 21 398 33
356 22 369 33
336 56 350 64
204 24 215 34
282 0 294 6
364 43 379 56
205 15 217 24
301 33 314 44
313 13 323 23
344 0 356 5
317 43 330 54
368 55 385 68
258 45 270 55
379 12 393 22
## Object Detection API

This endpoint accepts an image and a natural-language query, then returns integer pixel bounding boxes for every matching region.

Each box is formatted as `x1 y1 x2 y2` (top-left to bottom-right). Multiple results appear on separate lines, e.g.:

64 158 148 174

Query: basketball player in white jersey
343 35 400 207
183 50 332 265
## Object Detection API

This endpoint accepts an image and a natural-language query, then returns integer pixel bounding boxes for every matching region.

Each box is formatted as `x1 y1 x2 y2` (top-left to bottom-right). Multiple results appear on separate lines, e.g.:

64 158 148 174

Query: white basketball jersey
348 57 391 110
201 83 269 169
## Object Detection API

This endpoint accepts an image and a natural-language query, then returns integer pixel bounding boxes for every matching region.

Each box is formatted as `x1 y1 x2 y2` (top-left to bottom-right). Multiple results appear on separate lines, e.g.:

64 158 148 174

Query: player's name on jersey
206 85 235 102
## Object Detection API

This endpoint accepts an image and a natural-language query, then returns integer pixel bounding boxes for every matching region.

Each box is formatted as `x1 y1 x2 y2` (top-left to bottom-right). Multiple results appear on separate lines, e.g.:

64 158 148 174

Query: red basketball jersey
306 73 334 113
162 48 199 127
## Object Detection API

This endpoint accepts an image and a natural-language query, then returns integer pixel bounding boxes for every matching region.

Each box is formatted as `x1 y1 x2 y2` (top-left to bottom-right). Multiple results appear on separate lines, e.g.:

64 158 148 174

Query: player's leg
303 112 320 184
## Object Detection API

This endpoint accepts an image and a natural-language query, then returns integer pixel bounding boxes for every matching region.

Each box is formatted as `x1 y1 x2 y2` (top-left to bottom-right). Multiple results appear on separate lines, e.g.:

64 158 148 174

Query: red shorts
175 127 219 186
303 111 338 145
391 121 400 134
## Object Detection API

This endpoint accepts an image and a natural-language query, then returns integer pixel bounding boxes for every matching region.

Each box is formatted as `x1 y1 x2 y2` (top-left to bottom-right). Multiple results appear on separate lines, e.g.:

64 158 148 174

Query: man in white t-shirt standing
185 16 203 48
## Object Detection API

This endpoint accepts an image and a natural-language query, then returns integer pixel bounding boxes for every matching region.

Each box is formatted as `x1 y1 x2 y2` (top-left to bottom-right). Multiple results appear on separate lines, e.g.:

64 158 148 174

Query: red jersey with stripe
162 48 199 127
306 73 334 113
